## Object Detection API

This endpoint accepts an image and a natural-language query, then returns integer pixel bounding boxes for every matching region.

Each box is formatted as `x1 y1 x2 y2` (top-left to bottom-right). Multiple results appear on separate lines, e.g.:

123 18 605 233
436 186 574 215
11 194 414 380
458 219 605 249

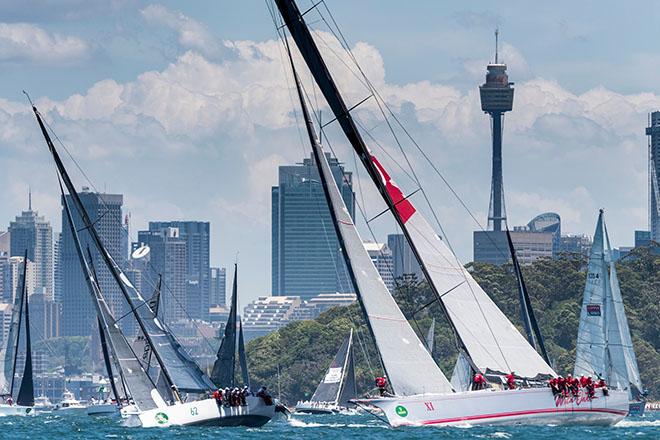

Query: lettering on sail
370 155 416 223
424 401 435 411
554 392 596 408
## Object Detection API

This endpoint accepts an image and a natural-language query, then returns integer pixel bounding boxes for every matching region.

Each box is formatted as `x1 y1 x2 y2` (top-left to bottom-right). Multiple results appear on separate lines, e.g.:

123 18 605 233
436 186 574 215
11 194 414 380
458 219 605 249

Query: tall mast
16 262 34 407
275 0 474 366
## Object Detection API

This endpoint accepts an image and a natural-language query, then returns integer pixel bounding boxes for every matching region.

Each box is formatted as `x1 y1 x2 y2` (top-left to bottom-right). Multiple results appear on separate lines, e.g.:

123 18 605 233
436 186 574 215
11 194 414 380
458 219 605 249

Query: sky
0 0 659 306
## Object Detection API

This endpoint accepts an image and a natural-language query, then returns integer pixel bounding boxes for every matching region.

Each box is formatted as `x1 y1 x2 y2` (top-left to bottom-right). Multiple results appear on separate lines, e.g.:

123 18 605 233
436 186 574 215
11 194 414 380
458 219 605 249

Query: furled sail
32 105 214 396
289 56 453 396
311 331 352 404
61 183 162 410
276 0 555 380
211 264 238 387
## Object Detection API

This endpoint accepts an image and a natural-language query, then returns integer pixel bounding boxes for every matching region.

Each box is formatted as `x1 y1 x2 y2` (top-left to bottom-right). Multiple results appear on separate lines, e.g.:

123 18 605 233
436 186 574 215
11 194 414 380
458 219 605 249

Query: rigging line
319 24 518 369
367 189 421 224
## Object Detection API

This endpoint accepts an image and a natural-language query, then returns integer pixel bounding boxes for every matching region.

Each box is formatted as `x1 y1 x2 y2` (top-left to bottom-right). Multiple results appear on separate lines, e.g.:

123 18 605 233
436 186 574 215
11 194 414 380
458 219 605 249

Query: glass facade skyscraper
60 189 124 337
272 153 355 299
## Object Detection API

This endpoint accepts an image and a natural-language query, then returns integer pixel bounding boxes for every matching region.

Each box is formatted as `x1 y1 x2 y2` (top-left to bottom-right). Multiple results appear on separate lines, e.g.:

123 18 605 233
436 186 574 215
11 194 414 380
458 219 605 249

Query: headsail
32 105 214 396
310 332 352 404
276 0 554 380
238 318 250 389
604 221 642 393
337 331 357 407
288 53 453 396
16 263 34 407
211 264 238 387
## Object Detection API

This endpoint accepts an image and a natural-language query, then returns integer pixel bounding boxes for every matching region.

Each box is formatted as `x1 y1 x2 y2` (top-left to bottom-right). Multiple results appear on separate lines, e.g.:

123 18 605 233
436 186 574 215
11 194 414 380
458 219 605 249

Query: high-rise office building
646 111 660 241
387 233 423 281
8 196 53 299
209 267 226 308
271 153 355 299
0 231 9 256
60 189 124 337
364 241 395 291
0 256 35 303
147 221 210 320
137 227 187 322
53 233 62 303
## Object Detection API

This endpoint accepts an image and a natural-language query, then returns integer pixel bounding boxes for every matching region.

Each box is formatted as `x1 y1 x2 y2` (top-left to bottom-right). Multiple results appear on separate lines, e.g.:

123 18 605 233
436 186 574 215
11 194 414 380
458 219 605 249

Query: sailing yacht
295 330 357 414
211 264 251 391
29 104 276 428
0 251 35 416
277 0 628 426
574 210 646 416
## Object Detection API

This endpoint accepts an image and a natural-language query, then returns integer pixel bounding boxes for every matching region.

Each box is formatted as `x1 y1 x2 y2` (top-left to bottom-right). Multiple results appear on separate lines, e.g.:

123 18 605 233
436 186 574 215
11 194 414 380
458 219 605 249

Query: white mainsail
292 64 453 396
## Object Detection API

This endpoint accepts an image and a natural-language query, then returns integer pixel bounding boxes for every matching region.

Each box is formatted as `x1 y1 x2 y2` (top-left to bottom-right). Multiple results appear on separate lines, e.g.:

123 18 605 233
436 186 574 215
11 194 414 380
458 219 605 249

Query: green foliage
33 336 91 375
247 249 660 404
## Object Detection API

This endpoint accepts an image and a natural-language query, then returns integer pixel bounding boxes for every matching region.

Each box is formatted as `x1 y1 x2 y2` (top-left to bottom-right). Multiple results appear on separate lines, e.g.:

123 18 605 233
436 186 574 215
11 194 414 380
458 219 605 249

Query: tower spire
495 28 499 64
28 187 32 211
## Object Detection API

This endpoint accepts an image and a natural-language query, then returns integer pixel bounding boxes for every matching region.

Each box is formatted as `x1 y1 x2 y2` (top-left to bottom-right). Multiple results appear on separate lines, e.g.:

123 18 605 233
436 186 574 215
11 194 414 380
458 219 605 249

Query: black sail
61 180 162 410
211 264 238 387
32 105 213 396
505 230 550 364
238 319 250 388
337 334 357 407
16 251 34 407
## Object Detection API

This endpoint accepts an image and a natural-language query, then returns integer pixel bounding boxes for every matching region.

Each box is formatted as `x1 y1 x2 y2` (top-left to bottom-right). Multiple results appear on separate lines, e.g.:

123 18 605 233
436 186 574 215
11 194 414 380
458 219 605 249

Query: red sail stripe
370 155 416 224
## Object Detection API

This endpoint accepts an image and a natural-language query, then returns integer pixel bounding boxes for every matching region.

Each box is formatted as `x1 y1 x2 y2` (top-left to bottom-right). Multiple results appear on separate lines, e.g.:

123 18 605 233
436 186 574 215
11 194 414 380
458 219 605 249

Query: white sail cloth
370 156 556 380
314 136 453 396
574 211 642 394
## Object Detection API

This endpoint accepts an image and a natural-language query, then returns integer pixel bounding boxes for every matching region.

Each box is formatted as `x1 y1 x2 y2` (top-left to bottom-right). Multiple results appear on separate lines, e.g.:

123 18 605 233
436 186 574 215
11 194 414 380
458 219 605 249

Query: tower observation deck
479 29 514 231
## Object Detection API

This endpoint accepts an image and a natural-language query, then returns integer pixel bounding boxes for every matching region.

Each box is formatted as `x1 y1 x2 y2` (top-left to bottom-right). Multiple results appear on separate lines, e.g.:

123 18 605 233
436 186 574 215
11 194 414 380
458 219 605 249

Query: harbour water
0 411 657 439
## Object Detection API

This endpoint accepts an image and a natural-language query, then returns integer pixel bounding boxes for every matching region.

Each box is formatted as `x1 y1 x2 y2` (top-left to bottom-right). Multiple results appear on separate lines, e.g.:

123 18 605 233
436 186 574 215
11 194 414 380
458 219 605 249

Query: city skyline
0 1 658 305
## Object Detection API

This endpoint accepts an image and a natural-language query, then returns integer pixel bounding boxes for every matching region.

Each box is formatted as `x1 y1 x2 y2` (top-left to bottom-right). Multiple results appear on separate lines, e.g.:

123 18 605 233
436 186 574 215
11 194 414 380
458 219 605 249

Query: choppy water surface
0 411 657 439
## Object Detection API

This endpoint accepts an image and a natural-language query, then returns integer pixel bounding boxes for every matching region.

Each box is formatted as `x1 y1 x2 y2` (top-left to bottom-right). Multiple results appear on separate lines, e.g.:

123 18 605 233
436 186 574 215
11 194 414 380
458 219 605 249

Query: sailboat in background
425 319 436 355
295 330 357 414
0 250 34 416
211 264 251 389
277 0 628 426
575 210 646 416
30 103 276 427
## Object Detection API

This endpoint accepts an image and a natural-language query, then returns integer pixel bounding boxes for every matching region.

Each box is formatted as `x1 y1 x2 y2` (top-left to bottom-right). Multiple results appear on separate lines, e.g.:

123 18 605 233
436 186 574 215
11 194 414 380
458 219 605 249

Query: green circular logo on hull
395 405 408 417
155 412 169 424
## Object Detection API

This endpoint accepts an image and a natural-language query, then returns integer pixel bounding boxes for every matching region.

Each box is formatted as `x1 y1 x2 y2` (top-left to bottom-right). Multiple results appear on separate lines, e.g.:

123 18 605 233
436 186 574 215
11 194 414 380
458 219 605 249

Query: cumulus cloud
140 4 228 59
1 15 659 300
0 22 88 63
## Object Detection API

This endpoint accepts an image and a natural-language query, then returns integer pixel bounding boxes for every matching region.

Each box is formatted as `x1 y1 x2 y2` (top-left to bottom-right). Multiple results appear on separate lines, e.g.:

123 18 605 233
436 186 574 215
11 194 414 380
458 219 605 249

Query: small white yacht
34 395 54 412
54 390 86 415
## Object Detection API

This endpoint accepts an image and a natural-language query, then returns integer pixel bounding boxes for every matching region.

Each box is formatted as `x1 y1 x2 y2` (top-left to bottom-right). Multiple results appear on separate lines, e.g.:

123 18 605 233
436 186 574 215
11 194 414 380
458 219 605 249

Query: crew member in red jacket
505 372 516 390
375 376 388 396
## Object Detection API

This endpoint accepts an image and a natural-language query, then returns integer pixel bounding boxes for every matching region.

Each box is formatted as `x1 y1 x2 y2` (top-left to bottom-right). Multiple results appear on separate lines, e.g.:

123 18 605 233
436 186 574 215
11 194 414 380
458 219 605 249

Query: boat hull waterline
358 387 628 427
126 396 275 428
0 404 34 416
